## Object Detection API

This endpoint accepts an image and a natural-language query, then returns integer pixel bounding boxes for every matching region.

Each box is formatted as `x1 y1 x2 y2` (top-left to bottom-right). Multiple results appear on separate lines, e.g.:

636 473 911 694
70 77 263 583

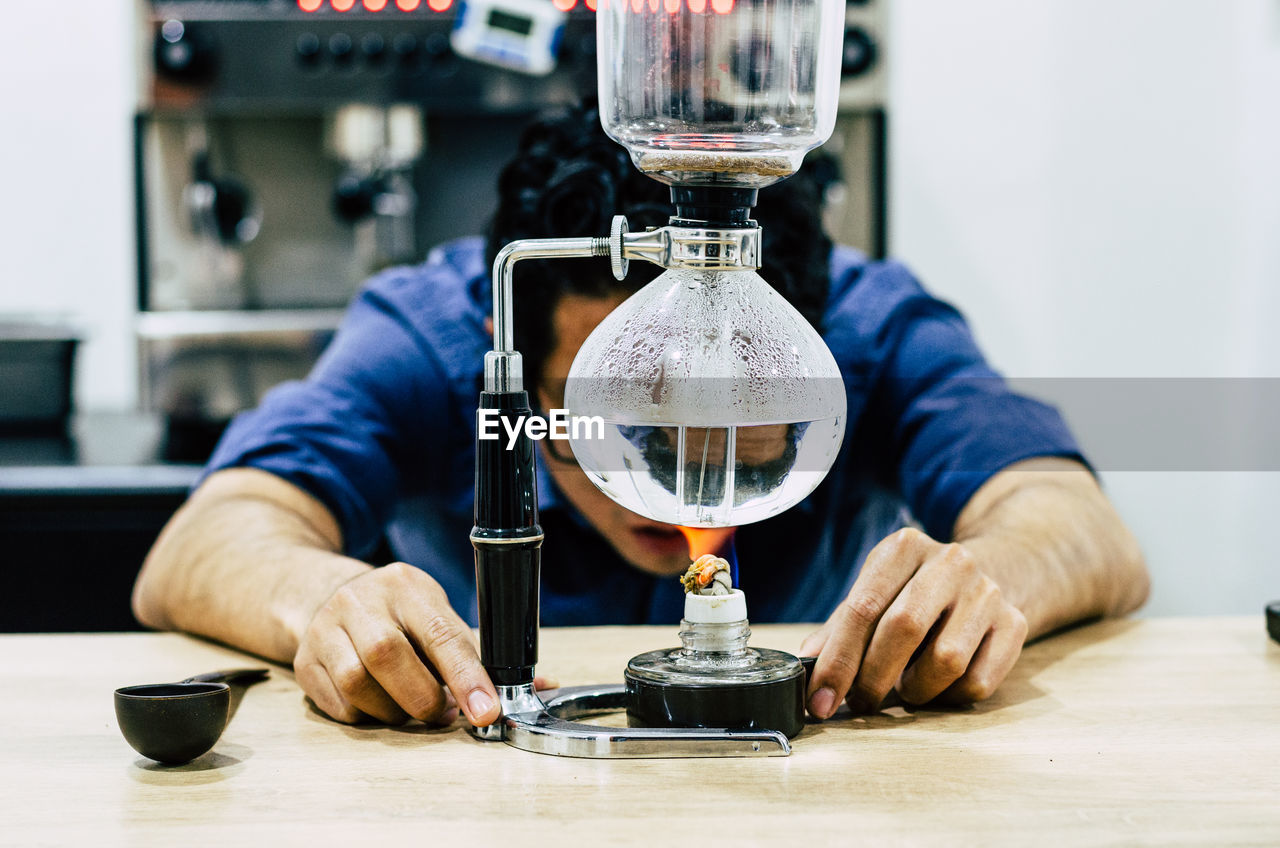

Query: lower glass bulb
565 267 846 527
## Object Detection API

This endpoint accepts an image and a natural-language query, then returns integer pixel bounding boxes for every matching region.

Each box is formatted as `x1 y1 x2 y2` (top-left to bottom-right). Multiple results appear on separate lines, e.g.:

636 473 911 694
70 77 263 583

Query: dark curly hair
488 104 836 393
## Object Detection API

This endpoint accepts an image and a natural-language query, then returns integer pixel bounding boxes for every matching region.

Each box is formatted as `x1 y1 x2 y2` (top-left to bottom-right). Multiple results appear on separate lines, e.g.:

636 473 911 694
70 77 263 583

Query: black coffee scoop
114 668 269 765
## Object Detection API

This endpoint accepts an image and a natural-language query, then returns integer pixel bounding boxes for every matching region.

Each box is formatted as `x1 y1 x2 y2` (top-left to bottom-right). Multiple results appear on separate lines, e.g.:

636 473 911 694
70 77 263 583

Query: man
133 107 1149 729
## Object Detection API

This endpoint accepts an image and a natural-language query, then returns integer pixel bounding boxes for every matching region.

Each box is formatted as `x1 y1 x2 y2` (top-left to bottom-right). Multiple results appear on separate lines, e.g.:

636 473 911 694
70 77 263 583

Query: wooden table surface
2 618 1278 846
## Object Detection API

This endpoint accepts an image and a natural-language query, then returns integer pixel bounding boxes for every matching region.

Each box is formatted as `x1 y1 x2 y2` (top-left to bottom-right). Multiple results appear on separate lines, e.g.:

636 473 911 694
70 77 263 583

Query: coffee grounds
637 151 795 178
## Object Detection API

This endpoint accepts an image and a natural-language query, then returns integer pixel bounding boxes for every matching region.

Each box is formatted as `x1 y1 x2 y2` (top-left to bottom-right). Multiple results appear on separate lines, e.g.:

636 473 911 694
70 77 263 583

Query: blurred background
0 0 1275 629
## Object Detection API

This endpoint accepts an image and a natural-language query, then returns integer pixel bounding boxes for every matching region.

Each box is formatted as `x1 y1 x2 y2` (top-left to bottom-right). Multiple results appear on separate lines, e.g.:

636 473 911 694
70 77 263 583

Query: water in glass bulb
565 267 846 527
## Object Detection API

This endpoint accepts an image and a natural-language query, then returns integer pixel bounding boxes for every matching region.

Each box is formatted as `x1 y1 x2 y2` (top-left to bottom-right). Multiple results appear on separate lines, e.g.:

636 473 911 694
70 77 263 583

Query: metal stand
466 683 790 758
472 205 785 759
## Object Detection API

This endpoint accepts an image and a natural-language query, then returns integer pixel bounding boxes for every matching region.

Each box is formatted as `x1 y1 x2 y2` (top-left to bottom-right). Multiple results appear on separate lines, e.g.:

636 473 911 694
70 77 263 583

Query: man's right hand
293 562 500 727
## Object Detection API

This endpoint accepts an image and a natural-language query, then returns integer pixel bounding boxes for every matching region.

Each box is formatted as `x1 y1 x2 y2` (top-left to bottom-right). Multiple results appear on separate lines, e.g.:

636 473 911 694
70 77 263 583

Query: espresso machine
470 0 859 758
134 0 601 458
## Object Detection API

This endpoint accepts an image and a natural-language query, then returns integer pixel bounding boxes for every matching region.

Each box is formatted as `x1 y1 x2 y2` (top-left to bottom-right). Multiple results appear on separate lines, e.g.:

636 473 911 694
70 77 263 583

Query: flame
677 526 734 561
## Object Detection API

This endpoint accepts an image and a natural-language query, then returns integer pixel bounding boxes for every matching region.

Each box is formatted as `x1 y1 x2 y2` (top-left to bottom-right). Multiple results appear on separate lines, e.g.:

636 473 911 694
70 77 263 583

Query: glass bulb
565 268 846 527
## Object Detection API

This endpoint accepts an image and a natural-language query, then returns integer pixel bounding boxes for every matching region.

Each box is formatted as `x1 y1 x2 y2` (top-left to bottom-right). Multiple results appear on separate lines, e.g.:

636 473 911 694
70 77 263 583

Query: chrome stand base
465 683 791 758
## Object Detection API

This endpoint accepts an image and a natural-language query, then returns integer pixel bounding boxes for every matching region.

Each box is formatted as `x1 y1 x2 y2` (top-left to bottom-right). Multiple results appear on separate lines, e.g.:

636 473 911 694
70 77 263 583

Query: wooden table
2 619 1278 846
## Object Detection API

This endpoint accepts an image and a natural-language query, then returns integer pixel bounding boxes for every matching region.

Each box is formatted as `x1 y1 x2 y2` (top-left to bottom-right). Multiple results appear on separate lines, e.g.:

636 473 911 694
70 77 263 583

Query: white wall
0 3 139 411
889 0 1280 614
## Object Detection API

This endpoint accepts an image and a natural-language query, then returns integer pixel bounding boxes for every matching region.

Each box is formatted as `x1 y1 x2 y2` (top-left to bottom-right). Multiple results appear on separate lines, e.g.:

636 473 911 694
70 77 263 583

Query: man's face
535 293 734 576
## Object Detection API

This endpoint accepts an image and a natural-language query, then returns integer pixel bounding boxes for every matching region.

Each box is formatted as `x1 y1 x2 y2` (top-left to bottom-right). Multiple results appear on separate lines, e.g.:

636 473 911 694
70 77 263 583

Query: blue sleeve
826 255 1086 539
202 277 452 558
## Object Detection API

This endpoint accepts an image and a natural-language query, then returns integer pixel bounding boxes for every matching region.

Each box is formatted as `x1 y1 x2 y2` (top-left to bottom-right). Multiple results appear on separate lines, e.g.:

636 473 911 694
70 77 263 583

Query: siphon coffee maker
469 0 846 758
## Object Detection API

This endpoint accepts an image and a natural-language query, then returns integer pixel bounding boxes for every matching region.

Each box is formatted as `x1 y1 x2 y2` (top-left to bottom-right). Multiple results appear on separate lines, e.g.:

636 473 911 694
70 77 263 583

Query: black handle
472 390 543 688
799 656 818 690
182 668 270 685
474 539 542 686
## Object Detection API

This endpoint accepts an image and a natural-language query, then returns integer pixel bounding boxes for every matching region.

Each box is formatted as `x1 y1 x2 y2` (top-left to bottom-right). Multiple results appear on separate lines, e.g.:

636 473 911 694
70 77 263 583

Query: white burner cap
683 589 748 624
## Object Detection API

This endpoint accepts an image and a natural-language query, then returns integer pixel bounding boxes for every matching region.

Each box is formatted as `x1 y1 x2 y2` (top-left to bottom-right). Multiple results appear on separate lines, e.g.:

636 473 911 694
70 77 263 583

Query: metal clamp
466 682 791 758
614 216 762 272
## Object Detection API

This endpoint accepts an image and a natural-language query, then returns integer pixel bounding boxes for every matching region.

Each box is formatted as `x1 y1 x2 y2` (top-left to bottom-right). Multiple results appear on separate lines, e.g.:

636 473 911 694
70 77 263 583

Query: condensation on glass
566 268 845 527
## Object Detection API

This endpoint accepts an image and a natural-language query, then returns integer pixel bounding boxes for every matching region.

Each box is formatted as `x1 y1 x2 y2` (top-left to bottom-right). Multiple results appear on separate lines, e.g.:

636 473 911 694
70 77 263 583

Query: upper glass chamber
597 0 846 189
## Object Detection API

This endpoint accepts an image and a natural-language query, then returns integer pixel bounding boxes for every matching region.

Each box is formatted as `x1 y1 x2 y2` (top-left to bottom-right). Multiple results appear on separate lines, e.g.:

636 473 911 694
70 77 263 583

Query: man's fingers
295 642 365 724
294 564 492 726
807 528 932 718
850 545 978 711
941 607 1028 705
803 528 1026 719
343 613 451 723
396 592 499 727
422 689 460 727
896 578 1000 705
303 667 365 724
807 608 871 718
302 624 407 724
324 628 411 724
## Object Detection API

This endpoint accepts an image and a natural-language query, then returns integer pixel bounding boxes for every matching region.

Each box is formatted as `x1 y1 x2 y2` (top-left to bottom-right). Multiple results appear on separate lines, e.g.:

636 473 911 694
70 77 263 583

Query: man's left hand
800 527 1028 718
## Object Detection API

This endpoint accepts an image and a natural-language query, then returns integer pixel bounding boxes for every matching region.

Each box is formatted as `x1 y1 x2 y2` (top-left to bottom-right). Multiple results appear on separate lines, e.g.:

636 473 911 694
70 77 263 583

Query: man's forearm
953 458 1149 640
133 469 372 663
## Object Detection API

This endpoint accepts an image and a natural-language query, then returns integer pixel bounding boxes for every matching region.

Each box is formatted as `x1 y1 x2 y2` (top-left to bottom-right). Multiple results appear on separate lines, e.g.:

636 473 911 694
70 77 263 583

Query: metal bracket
467 683 791 758
486 215 761 392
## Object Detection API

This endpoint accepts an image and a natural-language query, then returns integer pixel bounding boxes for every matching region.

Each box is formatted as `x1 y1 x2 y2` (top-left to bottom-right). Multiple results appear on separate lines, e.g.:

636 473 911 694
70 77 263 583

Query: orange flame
677 526 735 562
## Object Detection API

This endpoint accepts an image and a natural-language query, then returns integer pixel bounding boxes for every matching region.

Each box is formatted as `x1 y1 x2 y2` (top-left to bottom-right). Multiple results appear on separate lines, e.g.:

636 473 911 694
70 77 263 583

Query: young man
133 108 1148 728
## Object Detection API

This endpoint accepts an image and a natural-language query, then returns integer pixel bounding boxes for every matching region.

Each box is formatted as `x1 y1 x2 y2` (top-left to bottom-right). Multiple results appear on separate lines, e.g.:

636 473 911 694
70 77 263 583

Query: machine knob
421 33 458 77
423 32 450 59
296 33 322 66
841 26 877 78
154 19 215 82
361 33 387 64
393 33 419 59
329 33 354 65
393 32 426 72
609 215 629 281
